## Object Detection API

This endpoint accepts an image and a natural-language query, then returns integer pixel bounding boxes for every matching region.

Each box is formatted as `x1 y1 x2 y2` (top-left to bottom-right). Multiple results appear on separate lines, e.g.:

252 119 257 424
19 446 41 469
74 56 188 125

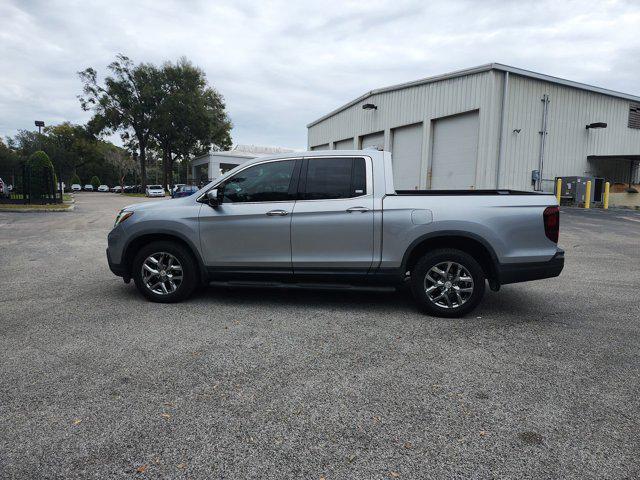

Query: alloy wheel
423 261 474 309
141 252 183 295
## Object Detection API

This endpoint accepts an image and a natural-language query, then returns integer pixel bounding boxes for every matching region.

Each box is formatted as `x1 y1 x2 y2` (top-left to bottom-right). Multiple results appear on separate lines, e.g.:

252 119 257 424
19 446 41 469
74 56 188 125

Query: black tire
410 248 485 318
132 241 199 303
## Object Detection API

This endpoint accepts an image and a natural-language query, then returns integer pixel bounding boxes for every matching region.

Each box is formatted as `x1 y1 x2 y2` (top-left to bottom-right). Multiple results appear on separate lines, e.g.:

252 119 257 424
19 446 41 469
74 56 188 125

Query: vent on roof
629 103 640 129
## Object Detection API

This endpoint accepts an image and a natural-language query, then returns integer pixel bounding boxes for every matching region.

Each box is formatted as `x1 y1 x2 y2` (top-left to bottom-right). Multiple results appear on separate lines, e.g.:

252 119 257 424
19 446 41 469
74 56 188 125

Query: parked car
111 186 123 193
171 184 186 196
0 177 9 198
145 185 165 197
98 184 110 192
123 185 135 193
172 185 198 198
107 150 563 317
71 184 82 192
83 184 94 191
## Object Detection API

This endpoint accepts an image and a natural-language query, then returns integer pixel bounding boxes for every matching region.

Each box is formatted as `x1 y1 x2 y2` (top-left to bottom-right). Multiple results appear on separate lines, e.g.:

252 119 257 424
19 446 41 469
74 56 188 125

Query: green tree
70 173 81 185
8 130 42 159
104 145 138 190
0 138 20 171
43 123 103 178
90 175 100 189
6 123 120 186
151 57 232 188
78 54 160 190
27 151 55 200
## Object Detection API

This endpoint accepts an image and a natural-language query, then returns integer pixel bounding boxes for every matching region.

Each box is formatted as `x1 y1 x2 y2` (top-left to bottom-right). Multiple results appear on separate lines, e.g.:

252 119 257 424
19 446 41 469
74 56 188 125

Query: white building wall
308 71 503 189
502 74 640 190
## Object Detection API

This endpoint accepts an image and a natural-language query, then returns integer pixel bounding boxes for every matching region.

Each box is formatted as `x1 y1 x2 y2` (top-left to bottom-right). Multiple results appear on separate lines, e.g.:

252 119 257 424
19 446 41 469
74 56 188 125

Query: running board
208 280 396 292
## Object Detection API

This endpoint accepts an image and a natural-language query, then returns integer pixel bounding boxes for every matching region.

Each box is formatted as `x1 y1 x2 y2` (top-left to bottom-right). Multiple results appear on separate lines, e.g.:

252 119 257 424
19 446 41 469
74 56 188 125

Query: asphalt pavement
0 193 639 479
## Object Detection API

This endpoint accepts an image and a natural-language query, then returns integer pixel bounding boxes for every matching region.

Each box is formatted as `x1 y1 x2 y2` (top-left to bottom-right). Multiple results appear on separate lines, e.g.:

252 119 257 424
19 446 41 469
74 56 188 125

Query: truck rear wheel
132 241 198 303
410 248 485 318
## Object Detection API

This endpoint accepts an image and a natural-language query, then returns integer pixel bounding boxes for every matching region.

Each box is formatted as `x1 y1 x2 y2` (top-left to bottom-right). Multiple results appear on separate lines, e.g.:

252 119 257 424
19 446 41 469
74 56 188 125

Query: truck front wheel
132 241 198 303
410 248 485 318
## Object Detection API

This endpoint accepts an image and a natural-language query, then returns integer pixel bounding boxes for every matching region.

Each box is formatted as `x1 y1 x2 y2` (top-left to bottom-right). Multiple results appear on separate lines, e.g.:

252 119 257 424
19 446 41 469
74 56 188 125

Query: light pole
35 120 45 151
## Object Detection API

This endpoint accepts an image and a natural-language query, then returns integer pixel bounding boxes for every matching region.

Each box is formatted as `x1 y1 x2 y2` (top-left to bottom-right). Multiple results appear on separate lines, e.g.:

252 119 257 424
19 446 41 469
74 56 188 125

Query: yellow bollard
584 180 591 209
603 182 610 209
555 178 562 204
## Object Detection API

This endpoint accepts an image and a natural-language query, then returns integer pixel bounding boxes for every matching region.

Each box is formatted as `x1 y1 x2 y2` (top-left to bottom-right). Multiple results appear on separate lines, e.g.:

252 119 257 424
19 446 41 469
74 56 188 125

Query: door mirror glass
206 188 222 207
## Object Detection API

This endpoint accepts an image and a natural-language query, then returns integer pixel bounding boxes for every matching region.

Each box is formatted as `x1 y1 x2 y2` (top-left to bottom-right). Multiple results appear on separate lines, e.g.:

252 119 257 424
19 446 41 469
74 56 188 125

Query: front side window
303 157 367 200
221 160 296 203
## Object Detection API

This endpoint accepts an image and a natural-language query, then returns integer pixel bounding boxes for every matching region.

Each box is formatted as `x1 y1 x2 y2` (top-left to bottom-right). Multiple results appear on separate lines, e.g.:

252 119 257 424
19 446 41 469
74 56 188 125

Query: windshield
148 185 162 189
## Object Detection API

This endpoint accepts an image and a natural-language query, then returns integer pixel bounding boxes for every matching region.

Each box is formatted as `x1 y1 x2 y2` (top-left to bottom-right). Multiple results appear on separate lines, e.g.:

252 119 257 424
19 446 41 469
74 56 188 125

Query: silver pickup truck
107 150 563 317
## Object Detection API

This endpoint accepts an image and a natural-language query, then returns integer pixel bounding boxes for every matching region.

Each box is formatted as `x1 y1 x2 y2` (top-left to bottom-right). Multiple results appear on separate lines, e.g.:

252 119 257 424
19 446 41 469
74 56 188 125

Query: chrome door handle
346 206 369 213
266 209 289 216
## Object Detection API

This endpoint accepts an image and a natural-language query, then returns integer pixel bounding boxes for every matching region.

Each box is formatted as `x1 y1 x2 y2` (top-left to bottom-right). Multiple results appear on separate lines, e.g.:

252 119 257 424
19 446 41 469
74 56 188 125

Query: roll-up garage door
334 138 354 150
391 123 423 190
310 143 330 151
431 111 479 189
360 131 384 151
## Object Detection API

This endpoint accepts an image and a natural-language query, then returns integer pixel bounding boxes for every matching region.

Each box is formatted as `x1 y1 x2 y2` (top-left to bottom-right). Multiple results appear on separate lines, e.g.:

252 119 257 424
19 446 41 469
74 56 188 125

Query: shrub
90 176 100 189
70 174 81 185
27 150 55 200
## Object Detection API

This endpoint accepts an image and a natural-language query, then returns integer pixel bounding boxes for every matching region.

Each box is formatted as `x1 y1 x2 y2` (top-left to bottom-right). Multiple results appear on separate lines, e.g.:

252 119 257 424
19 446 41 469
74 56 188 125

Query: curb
0 204 75 213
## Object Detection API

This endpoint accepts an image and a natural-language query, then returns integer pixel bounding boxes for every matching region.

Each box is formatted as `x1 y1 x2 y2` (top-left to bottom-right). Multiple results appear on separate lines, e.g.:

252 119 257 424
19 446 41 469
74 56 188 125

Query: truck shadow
195 284 414 313
189 283 564 322
113 279 566 322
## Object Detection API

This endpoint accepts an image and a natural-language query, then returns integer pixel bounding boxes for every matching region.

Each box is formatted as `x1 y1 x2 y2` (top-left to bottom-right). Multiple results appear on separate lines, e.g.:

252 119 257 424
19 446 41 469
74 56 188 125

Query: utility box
556 176 604 205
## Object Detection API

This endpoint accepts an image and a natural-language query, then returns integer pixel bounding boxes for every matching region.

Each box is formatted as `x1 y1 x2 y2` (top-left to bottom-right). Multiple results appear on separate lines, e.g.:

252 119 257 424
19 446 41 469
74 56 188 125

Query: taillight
543 206 559 243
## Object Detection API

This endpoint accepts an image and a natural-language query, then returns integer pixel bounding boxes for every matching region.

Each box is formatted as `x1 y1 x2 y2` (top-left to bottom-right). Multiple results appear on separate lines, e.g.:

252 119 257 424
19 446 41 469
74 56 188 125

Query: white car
84 184 94 191
145 185 165 197
0 177 10 198
111 186 123 193
98 185 110 192
71 184 82 192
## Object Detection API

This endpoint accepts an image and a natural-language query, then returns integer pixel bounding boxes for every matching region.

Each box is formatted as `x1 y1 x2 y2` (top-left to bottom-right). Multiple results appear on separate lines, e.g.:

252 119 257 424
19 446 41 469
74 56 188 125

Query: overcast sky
1 0 639 150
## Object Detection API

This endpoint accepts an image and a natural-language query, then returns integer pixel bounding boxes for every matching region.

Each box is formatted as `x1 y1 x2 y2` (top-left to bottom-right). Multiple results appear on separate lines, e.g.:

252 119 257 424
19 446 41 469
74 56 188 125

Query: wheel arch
122 231 206 282
401 231 500 283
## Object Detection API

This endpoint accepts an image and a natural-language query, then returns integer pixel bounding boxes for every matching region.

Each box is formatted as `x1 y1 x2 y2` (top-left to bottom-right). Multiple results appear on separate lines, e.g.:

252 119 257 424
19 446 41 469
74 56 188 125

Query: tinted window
352 158 366 195
222 160 296 203
304 158 366 200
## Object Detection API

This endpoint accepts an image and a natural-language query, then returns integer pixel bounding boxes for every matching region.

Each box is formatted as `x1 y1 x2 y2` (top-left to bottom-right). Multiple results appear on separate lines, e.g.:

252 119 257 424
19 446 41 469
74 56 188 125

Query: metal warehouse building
307 63 640 192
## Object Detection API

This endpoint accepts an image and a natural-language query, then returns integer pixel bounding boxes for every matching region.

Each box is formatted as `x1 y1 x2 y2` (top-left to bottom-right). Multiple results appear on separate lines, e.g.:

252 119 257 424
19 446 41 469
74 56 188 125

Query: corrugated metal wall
501 75 640 190
308 71 502 189
308 70 640 190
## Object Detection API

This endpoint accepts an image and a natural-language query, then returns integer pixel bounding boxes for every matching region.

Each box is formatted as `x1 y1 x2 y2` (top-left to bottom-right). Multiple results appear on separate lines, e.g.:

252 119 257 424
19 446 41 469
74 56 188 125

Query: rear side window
303 157 367 200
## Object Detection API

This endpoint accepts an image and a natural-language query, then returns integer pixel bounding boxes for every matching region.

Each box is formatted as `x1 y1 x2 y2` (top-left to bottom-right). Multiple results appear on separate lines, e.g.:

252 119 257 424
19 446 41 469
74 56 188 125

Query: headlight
114 210 133 227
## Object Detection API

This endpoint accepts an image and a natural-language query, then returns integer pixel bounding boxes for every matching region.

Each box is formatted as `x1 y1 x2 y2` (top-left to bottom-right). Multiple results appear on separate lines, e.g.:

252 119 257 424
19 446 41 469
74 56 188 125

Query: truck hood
123 195 196 212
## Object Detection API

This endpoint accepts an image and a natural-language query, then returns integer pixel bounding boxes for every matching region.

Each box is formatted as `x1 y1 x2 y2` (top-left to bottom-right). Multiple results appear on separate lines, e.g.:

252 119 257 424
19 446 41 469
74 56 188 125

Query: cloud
1 0 639 150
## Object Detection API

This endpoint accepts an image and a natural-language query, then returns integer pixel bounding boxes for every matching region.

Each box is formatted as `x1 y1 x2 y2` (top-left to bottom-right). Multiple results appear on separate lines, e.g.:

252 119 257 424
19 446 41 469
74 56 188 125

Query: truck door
291 156 374 273
198 158 300 271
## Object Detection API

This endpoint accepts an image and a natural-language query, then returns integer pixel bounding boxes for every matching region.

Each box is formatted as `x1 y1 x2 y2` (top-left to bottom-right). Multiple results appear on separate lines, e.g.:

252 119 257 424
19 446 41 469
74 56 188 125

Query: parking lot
1 193 639 479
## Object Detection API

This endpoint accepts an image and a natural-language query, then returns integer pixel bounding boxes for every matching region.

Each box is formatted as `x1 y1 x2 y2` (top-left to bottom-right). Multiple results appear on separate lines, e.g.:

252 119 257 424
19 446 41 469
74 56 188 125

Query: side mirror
206 188 223 207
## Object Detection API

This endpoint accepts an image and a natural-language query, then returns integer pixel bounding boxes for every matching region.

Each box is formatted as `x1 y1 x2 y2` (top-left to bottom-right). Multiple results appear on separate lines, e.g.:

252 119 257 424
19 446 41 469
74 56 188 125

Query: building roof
307 63 640 128
190 144 296 163
232 144 295 155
